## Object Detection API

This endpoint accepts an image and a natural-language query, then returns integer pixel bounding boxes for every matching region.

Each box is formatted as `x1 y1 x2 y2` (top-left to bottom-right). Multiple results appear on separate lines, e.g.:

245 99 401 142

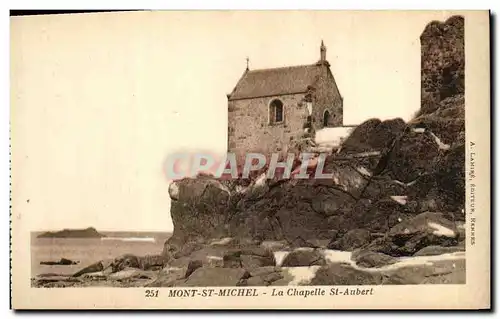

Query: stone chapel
226 41 343 160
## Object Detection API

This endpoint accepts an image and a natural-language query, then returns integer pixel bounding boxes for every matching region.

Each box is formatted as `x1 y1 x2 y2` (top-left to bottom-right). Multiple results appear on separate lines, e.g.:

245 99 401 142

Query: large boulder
180 268 250 287
328 229 371 251
349 198 416 233
386 129 442 183
340 118 405 154
381 258 465 284
281 249 326 267
241 267 284 286
72 259 113 278
162 176 231 259
153 14 467 289
351 250 397 268
147 269 185 287
227 178 361 242
414 245 465 256
40 258 78 266
310 263 383 285
410 95 464 146
364 212 459 256
420 15 464 114
111 254 141 272
221 247 276 270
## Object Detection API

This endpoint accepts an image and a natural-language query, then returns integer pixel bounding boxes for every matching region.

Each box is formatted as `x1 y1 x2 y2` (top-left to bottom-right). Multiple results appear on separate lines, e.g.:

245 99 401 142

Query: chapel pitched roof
227 63 326 101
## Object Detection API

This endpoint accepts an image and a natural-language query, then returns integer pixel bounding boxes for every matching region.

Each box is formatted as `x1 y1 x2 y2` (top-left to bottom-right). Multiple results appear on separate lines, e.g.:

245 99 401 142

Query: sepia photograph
10 10 490 309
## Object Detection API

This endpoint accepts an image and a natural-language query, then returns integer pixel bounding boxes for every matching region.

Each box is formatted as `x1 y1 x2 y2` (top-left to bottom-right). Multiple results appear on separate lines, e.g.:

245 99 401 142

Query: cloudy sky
11 11 458 231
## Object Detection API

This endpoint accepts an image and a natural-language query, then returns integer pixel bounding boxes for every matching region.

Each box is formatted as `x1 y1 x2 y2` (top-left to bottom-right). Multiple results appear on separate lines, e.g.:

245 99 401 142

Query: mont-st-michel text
166 287 374 298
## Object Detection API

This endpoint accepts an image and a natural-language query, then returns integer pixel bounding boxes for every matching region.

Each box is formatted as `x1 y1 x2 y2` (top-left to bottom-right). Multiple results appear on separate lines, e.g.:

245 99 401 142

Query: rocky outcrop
310 263 384 285
181 268 250 287
341 118 406 155
153 15 466 288
280 249 326 267
328 229 371 251
414 245 465 257
351 250 397 268
37 227 105 238
420 16 464 115
362 212 459 257
40 258 79 266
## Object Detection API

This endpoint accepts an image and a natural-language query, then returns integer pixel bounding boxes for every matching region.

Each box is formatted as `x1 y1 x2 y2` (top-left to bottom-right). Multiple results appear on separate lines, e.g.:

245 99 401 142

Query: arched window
269 99 284 124
323 110 330 127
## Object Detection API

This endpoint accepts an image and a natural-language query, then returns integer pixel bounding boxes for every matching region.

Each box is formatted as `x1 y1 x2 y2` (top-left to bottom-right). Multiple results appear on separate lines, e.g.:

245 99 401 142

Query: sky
11 11 459 232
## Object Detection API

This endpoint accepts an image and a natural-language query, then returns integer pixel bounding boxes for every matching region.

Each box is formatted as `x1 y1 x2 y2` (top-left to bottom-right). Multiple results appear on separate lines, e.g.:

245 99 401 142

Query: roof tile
228 64 323 100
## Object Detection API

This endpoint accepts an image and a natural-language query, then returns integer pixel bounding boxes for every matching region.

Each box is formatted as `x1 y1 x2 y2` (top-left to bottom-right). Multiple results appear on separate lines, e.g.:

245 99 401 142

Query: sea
31 231 171 277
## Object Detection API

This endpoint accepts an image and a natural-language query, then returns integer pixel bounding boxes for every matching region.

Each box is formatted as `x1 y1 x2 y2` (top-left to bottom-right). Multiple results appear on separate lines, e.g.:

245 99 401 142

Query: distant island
37 227 106 239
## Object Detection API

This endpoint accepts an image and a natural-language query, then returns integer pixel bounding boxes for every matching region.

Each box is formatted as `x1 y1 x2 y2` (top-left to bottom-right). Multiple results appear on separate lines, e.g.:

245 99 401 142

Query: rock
287 237 318 249
386 129 441 183
185 260 203 278
163 177 231 259
364 212 459 256
33 275 82 285
240 255 274 269
36 273 69 278
37 227 105 238
166 256 192 268
139 255 165 271
360 176 407 202
146 267 187 287
221 247 275 269
242 267 283 286
240 247 274 257
171 240 205 259
389 212 458 238
343 118 406 155
328 229 371 251
166 245 234 269
181 268 250 287
249 266 278 278
351 250 397 268
311 194 344 216
281 249 326 267
147 15 467 290
72 254 162 280
111 254 141 272
310 263 383 285
305 239 335 249
72 260 112 277
404 143 465 217
222 250 242 268
271 266 322 286
262 272 284 284
350 198 415 233
382 259 465 284
414 245 465 256
40 258 78 265
341 119 382 153
209 237 234 246
427 143 465 216
411 97 464 147
420 15 464 113
108 269 141 281
168 182 180 201
244 276 267 286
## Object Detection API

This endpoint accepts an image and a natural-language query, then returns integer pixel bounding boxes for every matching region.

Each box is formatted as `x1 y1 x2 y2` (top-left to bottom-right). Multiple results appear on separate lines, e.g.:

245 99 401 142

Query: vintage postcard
10 10 490 309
